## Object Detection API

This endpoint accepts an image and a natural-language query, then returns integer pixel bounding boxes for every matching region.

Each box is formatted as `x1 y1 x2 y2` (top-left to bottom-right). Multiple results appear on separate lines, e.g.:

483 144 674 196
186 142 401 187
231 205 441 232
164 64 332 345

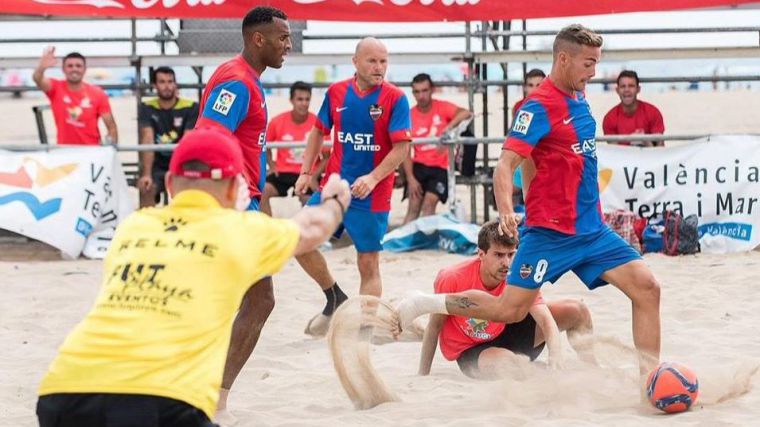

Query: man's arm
101 112 118 144
291 174 350 255
351 141 411 199
444 107 473 133
529 303 562 369
493 149 525 237
295 127 327 195
650 105 665 147
418 314 445 376
402 147 422 199
308 149 331 191
137 126 155 191
33 46 56 93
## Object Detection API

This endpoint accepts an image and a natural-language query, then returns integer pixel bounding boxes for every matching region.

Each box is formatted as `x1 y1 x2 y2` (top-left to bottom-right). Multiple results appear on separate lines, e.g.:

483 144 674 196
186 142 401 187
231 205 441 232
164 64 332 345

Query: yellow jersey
38 190 300 419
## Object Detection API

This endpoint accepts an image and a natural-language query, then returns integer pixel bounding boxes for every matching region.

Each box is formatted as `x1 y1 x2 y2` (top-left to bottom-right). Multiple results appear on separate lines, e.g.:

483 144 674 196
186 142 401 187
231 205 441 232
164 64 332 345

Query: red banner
2 0 758 21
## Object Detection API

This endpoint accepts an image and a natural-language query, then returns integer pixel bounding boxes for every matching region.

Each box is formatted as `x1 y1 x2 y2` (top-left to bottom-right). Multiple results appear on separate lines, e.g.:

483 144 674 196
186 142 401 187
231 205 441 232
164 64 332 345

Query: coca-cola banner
3 0 758 21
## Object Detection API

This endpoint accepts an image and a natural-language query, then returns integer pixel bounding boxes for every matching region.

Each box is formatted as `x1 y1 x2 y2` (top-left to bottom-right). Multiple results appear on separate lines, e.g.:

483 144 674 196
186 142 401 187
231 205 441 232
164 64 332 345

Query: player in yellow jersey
36 127 350 427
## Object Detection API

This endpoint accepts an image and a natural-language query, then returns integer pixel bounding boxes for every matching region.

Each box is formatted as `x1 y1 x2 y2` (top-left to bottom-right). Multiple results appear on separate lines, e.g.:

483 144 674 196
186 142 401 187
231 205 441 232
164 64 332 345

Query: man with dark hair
36 127 351 427
33 46 117 145
261 81 329 215
194 5 291 422
402 73 472 223
397 24 663 380
603 70 665 146
419 221 595 378
137 66 199 207
512 68 546 117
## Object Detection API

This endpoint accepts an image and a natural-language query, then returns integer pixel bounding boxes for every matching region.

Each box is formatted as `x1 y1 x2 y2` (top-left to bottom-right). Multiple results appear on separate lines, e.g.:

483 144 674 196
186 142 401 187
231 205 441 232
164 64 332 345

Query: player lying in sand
418 221 596 378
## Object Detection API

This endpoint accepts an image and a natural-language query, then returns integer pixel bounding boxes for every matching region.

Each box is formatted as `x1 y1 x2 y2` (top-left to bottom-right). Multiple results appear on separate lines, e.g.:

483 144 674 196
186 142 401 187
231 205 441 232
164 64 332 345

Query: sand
2 247 759 426
2 85 760 426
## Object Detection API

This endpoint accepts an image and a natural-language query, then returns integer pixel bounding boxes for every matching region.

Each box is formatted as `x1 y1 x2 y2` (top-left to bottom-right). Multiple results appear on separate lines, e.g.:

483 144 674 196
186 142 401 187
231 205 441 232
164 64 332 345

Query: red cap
169 127 244 180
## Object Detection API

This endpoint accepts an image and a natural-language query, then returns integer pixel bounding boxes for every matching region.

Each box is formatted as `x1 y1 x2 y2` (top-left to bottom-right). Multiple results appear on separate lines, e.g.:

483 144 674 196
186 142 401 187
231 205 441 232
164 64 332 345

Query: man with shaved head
397 25 663 381
295 37 412 336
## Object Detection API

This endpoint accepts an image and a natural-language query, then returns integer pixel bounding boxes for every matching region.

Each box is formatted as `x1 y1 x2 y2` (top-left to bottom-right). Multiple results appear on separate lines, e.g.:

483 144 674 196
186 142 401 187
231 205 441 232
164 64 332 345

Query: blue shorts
247 198 260 212
508 225 641 290
307 192 389 253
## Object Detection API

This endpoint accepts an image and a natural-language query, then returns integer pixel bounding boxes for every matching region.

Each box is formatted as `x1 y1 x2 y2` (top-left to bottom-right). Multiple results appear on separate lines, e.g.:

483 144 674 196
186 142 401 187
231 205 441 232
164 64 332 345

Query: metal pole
522 20 527 79
481 21 490 222
192 66 204 101
503 20 511 136
450 22 474 218
160 19 167 55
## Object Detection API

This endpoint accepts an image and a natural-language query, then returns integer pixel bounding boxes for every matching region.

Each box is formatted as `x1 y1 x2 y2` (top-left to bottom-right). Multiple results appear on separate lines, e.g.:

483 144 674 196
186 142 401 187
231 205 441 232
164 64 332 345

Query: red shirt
602 100 665 146
267 111 318 175
512 98 527 119
434 258 543 361
411 99 459 169
197 55 268 198
45 79 111 145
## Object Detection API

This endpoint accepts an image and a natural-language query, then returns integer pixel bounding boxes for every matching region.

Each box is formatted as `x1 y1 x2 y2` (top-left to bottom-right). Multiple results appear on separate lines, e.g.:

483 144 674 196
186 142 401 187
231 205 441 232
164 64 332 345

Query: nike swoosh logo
563 117 574 125
336 106 349 112
261 102 266 108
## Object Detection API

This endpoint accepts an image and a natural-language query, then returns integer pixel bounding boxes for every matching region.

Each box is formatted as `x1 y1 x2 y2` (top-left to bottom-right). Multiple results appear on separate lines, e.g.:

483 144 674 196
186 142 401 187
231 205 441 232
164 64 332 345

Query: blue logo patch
0 192 61 220
698 222 752 241
75 217 93 237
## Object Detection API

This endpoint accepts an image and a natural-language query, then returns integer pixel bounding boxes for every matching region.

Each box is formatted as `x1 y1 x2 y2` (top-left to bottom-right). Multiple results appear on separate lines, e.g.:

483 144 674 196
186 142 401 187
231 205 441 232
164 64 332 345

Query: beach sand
2 87 760 425
2 247 759 426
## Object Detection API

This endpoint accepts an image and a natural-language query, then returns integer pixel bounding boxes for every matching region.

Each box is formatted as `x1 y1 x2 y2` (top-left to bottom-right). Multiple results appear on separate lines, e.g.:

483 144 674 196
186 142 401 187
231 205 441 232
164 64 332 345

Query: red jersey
602 100 665 146
411 99 459 169
45 79 111 145
266 111 319 175
512 98 527 120
435 258 543 361
506 78 604 235
196 55 268 198
316 78 411 212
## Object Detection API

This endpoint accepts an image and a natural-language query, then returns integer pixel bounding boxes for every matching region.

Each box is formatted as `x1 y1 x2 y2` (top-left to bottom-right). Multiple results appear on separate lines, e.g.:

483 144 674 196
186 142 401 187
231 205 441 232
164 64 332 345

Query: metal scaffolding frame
3 18 760 221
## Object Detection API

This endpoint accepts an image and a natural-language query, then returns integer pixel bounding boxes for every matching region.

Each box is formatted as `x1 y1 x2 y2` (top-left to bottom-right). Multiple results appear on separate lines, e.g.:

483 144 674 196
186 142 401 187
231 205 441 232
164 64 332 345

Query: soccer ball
645 362 699 413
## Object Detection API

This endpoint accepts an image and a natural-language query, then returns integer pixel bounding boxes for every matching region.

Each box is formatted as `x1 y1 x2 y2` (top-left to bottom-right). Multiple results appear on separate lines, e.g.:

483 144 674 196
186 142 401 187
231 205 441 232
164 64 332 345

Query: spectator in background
512 68 546 116
137 66 199 207
511 69 546 209
261 81 329 216
33 46 117 145
403 73 472 224
603 70 665 147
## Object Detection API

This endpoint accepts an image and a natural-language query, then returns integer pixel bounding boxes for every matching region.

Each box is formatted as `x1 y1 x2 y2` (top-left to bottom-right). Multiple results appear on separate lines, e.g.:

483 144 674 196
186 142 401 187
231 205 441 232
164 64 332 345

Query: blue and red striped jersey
316 78 411 212
196 55 268 199
504 78 603 235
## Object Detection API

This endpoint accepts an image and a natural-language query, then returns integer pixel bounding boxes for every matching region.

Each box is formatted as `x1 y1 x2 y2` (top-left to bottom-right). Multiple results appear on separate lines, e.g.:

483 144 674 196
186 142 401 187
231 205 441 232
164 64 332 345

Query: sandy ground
1 247 759 426
2 84 760 426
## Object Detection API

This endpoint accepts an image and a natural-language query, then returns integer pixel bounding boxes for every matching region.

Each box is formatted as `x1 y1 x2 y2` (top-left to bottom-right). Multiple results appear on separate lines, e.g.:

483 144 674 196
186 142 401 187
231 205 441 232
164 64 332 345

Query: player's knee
635 274 661 307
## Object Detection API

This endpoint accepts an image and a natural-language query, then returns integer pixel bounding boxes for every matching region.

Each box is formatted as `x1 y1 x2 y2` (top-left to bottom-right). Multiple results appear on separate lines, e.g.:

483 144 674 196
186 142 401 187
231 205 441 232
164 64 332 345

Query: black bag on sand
663 211 700 256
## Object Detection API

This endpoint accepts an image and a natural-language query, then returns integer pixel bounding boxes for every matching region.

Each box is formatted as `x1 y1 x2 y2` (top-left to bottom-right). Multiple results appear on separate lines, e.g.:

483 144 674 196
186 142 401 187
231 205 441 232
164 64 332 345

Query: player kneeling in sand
36 128 351 427
418 221 596 378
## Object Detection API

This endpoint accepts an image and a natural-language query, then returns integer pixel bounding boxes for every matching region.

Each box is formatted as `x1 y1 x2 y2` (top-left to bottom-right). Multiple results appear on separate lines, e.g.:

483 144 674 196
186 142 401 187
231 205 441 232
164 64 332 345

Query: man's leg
216 278 275 421
259 182 279 217
601 259 661 375
419 192 441 217
298 249 348 336
356 251 381 297
535 299 596 363
403 192 423 224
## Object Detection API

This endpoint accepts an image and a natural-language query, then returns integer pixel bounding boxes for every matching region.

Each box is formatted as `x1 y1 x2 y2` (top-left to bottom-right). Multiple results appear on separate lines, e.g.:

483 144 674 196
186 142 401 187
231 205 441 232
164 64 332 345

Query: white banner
0 147 133 259
598 135 760 253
